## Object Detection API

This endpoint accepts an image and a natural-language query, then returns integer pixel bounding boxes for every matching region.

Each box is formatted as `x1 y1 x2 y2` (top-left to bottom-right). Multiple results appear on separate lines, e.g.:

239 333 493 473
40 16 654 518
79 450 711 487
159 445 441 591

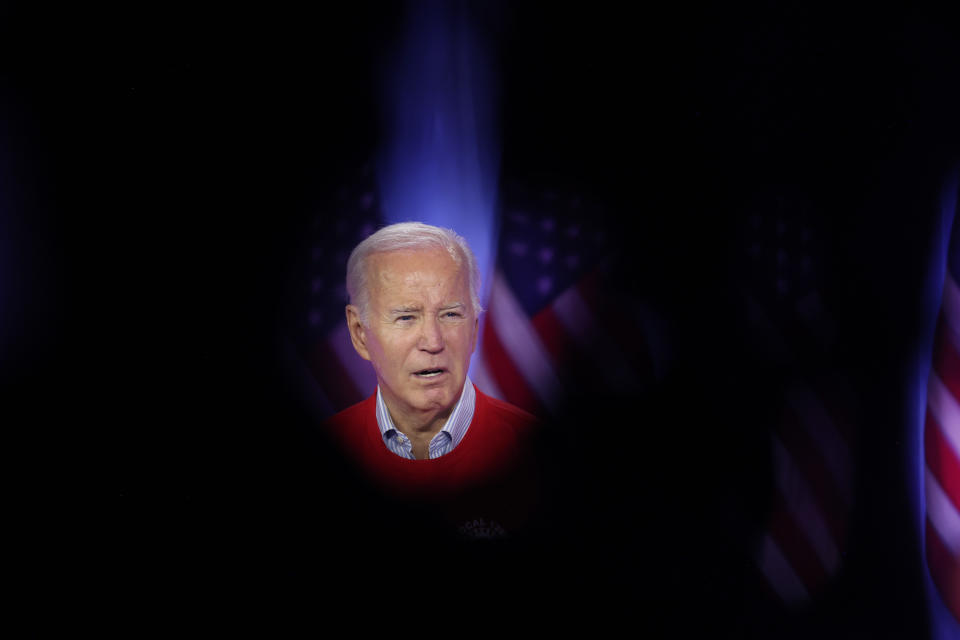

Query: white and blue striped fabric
375 378 476 459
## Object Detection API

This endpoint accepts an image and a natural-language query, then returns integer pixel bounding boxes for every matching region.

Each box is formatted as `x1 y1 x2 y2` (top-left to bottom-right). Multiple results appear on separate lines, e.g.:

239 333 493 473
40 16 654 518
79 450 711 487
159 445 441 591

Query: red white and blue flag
292 166 381 417
736 193 860 607
469 181 658 417
923 210 960 623
293 172 658 420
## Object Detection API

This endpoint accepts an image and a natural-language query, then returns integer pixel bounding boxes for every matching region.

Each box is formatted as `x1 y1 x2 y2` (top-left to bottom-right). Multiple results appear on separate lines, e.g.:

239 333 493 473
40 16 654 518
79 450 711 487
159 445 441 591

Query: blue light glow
375 0 501 315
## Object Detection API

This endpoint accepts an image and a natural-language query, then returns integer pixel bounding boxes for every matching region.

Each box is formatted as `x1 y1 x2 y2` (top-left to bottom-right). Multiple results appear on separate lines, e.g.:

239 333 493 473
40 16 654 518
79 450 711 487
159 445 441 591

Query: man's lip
412 368 448 376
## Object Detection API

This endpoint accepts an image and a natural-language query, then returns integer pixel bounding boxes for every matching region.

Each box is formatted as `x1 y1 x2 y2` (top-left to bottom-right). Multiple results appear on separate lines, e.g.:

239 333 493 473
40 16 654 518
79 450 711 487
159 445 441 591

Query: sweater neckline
367 383 486 466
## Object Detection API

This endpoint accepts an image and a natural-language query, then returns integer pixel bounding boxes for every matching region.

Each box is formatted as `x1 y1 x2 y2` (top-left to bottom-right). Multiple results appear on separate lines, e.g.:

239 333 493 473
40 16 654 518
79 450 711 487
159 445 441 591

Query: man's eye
444 311 463 318
397 315 415 322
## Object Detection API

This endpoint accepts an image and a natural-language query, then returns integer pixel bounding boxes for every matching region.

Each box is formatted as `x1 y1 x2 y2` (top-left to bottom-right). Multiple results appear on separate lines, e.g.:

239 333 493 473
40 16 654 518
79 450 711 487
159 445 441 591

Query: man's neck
391 405 451 438
379 384 468 459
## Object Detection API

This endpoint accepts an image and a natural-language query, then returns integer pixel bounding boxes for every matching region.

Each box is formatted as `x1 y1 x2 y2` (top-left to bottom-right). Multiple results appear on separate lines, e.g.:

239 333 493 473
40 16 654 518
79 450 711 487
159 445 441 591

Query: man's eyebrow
388 305 422 314
439 302 466 311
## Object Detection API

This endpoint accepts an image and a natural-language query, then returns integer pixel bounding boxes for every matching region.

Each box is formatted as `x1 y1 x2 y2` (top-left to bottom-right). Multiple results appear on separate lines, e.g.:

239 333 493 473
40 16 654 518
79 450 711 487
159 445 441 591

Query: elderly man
324 221 539 538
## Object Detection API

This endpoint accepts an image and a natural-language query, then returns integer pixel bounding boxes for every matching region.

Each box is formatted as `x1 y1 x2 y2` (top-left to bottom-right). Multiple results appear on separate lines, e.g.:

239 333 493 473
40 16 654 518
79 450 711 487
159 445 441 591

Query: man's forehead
368 248 468 304
369 247 462 278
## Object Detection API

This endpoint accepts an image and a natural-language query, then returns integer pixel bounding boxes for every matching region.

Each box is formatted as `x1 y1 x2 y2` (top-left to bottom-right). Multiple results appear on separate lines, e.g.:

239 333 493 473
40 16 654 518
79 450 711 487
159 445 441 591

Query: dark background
3 1 959 634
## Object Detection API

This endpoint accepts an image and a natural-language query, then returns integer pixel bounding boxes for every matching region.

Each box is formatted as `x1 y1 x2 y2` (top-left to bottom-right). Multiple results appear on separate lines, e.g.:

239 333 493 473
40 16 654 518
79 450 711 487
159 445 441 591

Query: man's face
348 247 478 422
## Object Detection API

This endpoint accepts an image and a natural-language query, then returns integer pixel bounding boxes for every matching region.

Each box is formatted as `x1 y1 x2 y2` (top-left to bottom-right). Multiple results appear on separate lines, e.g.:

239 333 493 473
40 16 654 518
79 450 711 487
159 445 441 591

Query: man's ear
345 305 371 361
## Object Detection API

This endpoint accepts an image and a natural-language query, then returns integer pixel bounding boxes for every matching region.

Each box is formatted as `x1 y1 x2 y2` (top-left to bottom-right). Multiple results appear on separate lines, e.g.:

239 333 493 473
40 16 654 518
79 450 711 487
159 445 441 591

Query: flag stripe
469 343 506 402
328 322 378 399
550 284 642 392
529 303 612 396
480 316 546 416
776 408 849 544
927 372 960 464
785 385 853 506
573 267 604 308
530 304 578 370
928 267 960 626
926 468 960 557
549 283 596 344
926 518 960 622
487 271 563 412
926 408 960 515
307 337 363 410
757 533 810 604
933 313 960 406
772 436 841 575
768 500 830 593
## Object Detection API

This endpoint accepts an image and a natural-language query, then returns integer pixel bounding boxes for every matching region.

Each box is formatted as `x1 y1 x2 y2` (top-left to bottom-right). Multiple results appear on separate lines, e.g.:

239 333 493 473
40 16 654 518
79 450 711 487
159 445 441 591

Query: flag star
539 247 554 264
308 310 323 326
566 254 580 270
360 192 375 210
311 277 324 294
566 224 580 238
541 218 556 233
510 242 528 256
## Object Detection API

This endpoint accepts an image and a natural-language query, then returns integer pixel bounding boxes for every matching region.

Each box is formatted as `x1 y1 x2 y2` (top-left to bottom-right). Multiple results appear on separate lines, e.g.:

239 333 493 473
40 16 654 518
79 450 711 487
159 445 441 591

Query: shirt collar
375 377 476 451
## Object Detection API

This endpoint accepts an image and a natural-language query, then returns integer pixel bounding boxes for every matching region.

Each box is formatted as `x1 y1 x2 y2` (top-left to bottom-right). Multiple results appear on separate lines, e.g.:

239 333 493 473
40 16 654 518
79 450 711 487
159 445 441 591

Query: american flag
737 193 860 607
923 209 960 623
292 164 381 417
468 180 658 417
292 171 659 421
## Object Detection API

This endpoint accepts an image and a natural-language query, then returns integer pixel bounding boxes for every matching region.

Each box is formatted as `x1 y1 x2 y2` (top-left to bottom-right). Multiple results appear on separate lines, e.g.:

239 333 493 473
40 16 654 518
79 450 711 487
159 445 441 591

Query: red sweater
324 385 541 537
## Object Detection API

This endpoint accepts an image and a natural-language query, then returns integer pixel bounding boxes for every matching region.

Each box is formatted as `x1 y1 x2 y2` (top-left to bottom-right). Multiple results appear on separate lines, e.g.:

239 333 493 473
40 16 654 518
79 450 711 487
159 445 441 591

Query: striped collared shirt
375 378 476 460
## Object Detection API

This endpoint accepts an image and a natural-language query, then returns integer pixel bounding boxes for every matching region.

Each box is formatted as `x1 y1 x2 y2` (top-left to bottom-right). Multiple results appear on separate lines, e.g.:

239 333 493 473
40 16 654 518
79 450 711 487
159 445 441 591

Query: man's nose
418 316 445 353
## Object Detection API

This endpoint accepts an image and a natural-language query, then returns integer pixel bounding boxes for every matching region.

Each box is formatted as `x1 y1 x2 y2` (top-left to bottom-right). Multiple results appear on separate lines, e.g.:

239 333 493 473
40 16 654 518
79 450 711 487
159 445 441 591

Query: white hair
346 221 483 324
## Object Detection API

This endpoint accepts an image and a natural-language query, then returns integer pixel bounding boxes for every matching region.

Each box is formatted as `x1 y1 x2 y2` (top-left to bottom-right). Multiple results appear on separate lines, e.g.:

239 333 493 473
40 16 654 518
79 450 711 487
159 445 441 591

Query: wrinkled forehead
368 247 467 293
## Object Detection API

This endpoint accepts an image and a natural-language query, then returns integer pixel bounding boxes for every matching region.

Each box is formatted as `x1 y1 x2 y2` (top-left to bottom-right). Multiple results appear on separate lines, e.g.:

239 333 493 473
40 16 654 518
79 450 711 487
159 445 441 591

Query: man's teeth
417 370 443 377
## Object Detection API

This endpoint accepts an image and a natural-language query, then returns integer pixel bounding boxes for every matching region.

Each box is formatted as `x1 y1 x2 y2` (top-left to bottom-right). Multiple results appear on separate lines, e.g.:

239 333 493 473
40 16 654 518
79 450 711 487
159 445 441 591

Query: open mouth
414 368 446 378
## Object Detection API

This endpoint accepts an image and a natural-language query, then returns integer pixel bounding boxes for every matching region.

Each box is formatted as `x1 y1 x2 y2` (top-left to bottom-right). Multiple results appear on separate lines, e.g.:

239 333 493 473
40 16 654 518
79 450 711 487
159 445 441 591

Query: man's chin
413 391 453 412
408 383 460 413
